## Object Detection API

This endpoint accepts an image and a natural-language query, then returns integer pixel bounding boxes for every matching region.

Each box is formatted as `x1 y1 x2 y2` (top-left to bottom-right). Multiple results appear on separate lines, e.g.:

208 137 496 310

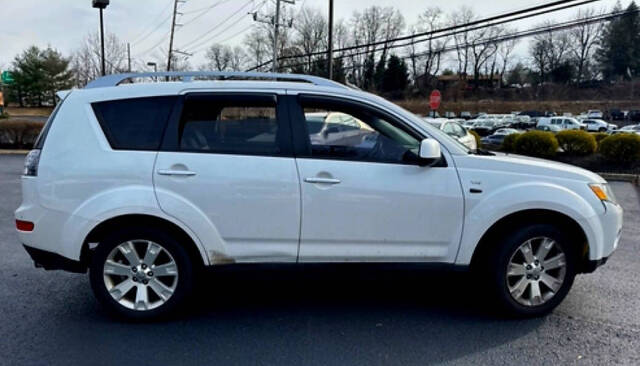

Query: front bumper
23 245 86 273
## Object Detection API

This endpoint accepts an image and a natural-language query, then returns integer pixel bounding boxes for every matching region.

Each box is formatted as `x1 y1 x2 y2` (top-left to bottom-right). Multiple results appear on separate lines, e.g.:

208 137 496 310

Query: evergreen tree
381 54 409 96
597 1 640 80
10 46 72 106
374 54 387 91
362 53 376 91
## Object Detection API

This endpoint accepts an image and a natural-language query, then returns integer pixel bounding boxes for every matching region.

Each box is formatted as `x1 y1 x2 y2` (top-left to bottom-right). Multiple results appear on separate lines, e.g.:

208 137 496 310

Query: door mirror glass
419 138 441 160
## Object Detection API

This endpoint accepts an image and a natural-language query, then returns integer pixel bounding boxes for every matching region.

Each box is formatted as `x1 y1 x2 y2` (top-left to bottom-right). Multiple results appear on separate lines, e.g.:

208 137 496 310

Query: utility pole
327 0 334 80
252 0 294 73
167 0 185 72
273 0 281 72
127 43 131 72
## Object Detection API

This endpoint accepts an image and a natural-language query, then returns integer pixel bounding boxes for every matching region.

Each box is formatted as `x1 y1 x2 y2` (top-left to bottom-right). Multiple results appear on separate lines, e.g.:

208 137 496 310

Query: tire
484 223 577 317
89 227 194 320
599 127 607 132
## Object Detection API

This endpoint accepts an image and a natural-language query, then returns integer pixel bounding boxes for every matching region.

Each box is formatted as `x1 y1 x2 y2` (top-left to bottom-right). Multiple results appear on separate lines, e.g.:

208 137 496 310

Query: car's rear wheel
89 228 194 320
485 224 577 317
599 127 607 132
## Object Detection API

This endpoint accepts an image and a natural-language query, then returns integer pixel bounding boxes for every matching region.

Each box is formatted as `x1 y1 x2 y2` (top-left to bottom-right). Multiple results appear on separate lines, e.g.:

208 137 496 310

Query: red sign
429 90 441 110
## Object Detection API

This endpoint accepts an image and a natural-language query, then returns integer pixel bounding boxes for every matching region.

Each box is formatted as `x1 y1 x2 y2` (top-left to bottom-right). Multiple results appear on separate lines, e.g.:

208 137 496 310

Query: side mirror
419 138 441 160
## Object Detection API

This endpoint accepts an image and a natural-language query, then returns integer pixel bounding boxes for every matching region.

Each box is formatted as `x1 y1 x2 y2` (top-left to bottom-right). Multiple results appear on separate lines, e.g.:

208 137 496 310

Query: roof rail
84 71 349 90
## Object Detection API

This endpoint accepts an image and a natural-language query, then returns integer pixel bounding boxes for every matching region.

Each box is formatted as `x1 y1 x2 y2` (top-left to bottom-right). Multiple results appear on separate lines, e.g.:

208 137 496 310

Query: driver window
300 100 420 164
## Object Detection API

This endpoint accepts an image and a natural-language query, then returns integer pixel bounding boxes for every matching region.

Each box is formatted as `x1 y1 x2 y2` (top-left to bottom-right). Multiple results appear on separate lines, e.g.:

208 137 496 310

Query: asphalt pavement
0 154 639 366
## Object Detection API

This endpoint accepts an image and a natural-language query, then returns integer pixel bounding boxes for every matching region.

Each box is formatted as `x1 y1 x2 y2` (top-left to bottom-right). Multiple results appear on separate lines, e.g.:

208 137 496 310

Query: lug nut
534 260 540 265
142 280 148 285
534 275 540 280
132 277 138 282
131 267 137 272
141 264 147 269
526 275 532 279
148 272 153 277
526 265 532 270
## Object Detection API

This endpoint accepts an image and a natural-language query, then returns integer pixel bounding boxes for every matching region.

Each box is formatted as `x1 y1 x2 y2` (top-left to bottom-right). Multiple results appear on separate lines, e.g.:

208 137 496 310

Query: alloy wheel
506 237 567 307
103 240 179 311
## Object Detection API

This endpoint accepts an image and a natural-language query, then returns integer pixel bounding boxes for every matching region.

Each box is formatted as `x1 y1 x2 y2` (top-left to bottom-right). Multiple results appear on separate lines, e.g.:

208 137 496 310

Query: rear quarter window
92 96 176 150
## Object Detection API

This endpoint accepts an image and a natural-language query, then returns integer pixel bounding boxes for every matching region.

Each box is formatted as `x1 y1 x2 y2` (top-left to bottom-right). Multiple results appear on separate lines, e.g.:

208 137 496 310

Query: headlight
589 183 617 204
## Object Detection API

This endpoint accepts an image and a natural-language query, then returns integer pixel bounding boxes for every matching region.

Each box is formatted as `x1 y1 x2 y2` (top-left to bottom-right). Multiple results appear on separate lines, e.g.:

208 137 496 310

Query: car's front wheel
485 224 577 317
89 227 194 320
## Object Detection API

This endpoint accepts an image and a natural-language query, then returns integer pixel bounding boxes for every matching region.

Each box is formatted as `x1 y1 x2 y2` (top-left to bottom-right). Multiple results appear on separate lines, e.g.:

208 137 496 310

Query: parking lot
1 154 639 365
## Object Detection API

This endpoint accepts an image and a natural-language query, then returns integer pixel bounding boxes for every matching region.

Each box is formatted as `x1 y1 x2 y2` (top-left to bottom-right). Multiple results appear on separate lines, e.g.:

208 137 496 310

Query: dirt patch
5 107 53 117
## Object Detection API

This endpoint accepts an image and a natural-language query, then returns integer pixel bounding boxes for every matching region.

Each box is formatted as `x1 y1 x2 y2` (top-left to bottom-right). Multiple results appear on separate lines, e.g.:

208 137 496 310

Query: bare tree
407 7 448 87
449 6 475 77
205 44 232 71
569 8 604 83
497 30 519 86
469 25 502 89
72 32 127 87
293 7 327 71
244 28 269 71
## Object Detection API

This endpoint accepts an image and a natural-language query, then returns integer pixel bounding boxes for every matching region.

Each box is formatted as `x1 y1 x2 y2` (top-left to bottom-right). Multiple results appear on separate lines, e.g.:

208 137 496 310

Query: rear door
153 92 301 263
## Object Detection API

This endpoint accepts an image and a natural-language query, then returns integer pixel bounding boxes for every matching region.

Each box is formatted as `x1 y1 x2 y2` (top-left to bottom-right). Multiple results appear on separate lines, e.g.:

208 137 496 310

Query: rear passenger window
178 95 280 155
92 96 176 150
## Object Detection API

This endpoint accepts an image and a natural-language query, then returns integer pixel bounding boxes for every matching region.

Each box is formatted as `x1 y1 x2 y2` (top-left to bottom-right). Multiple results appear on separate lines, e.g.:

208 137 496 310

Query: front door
289 94 465 263
153 92 300 263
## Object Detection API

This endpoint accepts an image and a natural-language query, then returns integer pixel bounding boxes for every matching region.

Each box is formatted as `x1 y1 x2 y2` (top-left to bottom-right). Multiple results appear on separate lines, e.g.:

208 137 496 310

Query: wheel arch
81 214 208 269
469 209 591 273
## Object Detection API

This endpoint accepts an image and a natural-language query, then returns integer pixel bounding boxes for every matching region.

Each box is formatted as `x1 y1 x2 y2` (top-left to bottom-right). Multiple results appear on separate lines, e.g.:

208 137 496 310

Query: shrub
514 130 559 157
469 130 481 149
556 130 597 155
0 120 43 149
599 133 640 163
502 133 521 152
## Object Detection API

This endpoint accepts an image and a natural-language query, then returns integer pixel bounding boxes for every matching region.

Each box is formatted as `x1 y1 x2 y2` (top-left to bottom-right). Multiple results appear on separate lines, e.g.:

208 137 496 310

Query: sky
0 0 625 72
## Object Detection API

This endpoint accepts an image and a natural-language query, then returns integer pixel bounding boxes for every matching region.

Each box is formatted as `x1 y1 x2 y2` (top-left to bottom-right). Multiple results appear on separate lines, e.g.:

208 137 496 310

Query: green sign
1 71 14 84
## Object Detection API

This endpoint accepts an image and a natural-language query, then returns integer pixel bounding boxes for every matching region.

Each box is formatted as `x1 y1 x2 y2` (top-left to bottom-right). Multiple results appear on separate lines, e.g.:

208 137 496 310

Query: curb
598 173 640 185
0 150 29 155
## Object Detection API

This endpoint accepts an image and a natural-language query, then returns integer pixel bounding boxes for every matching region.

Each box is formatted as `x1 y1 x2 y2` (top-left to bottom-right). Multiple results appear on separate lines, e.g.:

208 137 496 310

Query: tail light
23 149 41 176
16 220 35 232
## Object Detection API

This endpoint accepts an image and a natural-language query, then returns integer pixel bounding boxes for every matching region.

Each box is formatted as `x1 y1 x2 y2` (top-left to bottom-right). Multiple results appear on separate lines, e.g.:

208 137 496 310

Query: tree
497 30 519 86
10 46 72 106
72 32 127 87
407 7 448 87
569 8 604 83
293 7 327 72
506 62 528 86
596 1 640 80
381 54 409 96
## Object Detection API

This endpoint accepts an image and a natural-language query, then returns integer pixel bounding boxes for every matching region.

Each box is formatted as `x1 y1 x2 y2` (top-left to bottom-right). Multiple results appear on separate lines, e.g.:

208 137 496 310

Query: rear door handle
304 177 341 185
157 169 197 177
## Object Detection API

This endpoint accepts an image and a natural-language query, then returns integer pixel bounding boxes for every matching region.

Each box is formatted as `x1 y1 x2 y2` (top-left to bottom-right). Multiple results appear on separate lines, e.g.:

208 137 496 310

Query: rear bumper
23 245 86 273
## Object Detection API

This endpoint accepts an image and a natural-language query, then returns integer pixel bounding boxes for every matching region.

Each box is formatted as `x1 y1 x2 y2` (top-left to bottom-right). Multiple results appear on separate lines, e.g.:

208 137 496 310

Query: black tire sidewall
489 223 577 317
89 227 194 321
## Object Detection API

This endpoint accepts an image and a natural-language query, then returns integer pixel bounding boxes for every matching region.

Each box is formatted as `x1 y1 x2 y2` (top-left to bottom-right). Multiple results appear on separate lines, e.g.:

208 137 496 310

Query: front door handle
157 169 197 177
304 177 341 185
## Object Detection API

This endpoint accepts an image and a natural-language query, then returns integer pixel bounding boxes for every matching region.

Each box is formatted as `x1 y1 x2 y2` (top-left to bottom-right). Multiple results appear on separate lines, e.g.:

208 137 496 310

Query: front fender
455 182 602 265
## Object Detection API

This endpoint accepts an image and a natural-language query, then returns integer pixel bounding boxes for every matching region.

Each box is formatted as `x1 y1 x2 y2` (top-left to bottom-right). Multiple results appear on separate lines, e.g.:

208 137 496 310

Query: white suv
15 72 623 319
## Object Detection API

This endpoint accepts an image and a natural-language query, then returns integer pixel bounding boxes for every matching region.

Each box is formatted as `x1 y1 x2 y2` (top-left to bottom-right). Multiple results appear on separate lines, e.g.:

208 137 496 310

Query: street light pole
92 0 110 76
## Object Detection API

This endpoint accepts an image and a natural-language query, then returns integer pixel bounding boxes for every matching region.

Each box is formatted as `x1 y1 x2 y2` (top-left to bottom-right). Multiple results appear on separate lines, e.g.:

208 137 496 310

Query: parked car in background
444 111 457 118
537 117 584 131
611 124 640 135
609 109 626 120
471 120 499 136
423 119 478 150
587 110 604 119
481 128 520 147
628 110 640 122
460 111 472 120
536 125 563 133
583 119 618 132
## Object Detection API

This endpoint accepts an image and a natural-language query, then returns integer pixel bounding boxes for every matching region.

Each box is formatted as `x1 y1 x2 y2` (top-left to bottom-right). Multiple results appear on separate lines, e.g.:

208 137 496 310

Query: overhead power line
246 0 600 71
130 0 174 45
178 0 254 50
293 7 636 73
